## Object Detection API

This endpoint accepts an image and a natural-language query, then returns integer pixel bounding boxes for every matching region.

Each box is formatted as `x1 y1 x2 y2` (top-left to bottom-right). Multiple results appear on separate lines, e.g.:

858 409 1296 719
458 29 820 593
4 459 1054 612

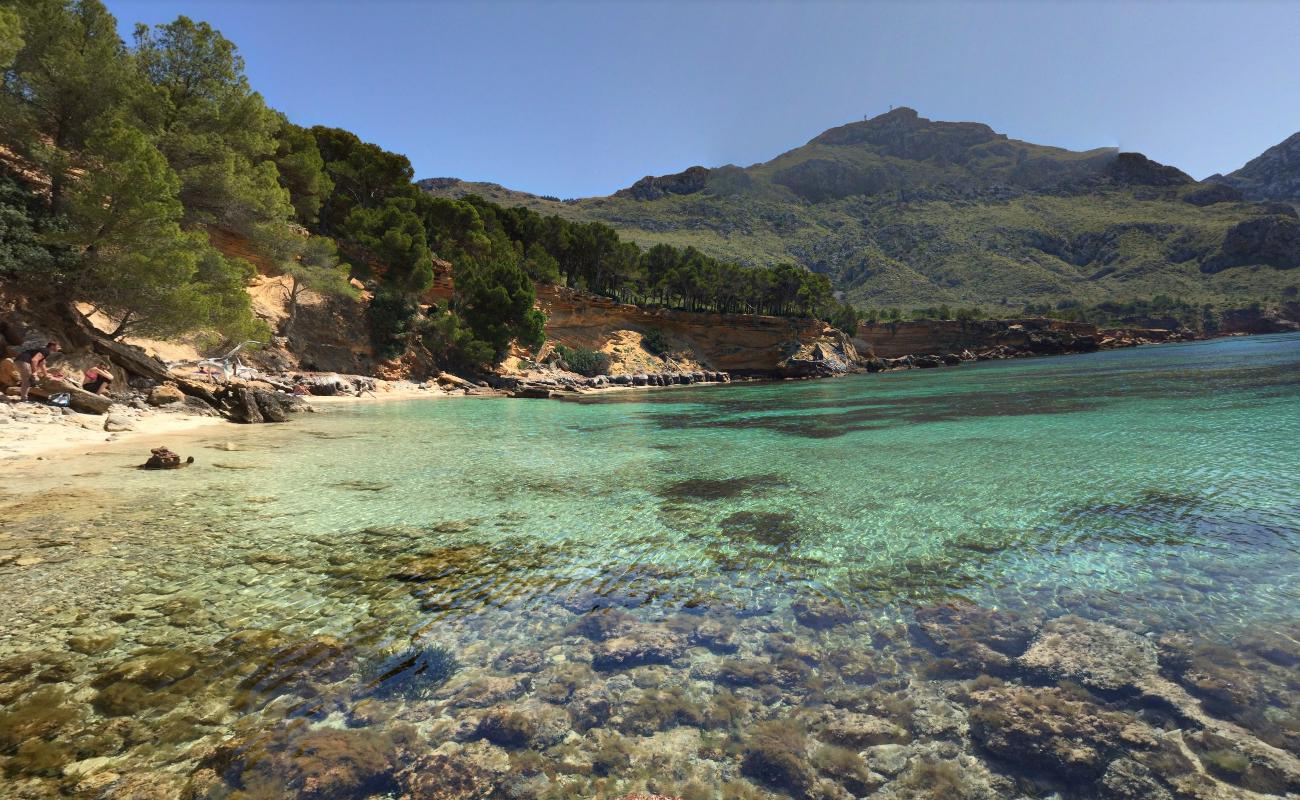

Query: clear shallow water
1 333 1298 799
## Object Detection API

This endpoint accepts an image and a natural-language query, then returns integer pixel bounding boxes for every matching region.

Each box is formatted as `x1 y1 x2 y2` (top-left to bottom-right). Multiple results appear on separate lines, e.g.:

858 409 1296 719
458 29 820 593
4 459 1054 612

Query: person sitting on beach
82 364 114 395
16 341 60 401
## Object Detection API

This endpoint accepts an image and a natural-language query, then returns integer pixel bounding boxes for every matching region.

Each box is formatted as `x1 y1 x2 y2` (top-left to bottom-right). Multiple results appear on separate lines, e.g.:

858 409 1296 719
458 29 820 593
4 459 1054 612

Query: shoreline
3 330 1290 468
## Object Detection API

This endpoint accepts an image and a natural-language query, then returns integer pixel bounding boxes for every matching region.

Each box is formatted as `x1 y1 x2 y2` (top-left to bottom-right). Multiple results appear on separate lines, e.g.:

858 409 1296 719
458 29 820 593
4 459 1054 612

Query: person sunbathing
82 364 114 395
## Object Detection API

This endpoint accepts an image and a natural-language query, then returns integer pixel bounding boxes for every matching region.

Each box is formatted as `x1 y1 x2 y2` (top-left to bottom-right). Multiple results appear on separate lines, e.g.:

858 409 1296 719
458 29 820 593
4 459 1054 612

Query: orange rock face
538 286 856 377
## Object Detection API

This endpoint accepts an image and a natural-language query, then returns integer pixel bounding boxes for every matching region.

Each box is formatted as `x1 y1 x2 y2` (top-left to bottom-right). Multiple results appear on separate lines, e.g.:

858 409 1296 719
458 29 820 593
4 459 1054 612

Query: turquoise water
1 333 1298 798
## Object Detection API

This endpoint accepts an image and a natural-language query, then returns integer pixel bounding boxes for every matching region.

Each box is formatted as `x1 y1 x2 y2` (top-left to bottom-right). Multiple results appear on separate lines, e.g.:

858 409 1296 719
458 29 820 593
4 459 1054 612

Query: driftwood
88 335 221 408
31 377 113 414
45 303 220 408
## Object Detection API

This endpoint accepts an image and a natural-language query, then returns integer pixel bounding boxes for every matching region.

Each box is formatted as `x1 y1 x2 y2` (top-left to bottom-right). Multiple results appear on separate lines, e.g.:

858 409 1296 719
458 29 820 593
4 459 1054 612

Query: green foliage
521 241 561 284
416 308 495 372
342 197 433 295
56 117 258 339
1 0 139 200
311 125 417 238
133 16 294 243
282 235 354 331
454 258 545 361
553 344 610 377
826 299 861 333
367 290 419 361
274 121 333 225
423 193 851 322
641 327 669 356
0 167 75 284
0 6 22 67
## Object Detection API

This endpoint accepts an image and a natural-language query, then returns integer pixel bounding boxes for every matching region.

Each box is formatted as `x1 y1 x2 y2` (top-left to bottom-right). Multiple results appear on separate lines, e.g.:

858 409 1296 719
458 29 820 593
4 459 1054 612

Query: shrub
641 327 669 357
555 344 610 377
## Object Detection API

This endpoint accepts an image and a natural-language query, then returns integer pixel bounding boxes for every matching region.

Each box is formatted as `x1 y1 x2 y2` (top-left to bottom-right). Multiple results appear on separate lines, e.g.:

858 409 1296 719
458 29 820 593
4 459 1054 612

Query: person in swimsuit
16 341 60 401
82 364 114 395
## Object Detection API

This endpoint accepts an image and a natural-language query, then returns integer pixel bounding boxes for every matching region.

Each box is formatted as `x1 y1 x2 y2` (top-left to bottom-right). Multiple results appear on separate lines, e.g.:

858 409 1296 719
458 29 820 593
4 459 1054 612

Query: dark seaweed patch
660 474 788 502
720 511 803 548
363 644 459 699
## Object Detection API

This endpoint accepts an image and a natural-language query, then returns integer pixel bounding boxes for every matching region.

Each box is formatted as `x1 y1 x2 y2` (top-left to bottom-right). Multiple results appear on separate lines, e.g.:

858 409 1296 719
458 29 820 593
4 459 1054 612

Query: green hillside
420 108 1300 312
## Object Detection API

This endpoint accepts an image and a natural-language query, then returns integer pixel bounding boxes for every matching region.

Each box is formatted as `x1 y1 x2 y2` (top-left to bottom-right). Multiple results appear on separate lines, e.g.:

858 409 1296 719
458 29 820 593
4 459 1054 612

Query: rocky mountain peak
810 107 1005 158
1211 130 1300 203
615 165 711 201
1104 153 1193 187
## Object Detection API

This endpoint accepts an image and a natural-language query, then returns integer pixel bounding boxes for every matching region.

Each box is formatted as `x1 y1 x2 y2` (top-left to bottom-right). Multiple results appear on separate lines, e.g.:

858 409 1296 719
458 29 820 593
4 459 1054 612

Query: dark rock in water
968 684 1157 781
395 740 510 800
741 720 818 797
569 608 637 642
591 626 686 670
912 602 1042 677
0 686 82 753
234 635 354 709
690 618 739 653
720 510 802 548
473 702 570 749
91 647 204 716
140 447 193 470
715 655 811 688
818 709 909 747
1100 758 1172 800
364 644 459 700
205 726 401 799
224 387 263 424
792 598 857 629
253 390 302 422
567 682 614 732
1018 615 1158 692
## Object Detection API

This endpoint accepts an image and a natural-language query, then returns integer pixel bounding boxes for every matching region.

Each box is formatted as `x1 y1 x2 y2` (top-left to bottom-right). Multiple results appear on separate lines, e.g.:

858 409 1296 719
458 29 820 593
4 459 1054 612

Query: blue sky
105 0 1300 198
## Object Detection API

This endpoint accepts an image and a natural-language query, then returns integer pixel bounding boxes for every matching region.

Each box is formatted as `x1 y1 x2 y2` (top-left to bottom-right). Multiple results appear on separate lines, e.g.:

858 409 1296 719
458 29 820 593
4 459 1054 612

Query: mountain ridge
420 109 1300 310
1210 131 1300 203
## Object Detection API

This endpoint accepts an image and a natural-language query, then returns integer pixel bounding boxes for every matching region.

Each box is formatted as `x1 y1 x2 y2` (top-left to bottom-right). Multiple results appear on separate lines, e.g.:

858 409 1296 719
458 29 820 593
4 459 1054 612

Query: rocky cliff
537 286 862 377
854 318 1182 361
1211 131 1300 204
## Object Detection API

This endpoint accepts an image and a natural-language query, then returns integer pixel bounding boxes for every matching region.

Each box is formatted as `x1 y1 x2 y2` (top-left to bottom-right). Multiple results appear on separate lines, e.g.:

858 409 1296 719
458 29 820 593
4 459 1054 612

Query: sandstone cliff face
537 287 860 377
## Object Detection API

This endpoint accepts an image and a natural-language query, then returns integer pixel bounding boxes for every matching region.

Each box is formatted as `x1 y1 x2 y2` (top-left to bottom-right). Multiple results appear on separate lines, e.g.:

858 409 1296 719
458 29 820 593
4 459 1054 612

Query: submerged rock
591 626 686 670
396 740 510 800
792 598 857 629
1100 757 1172 800
1019 615 1158 692
912 602 1041 677
472 701 570 749
968 684 1157 781
819 709 909 748
741 720 817 797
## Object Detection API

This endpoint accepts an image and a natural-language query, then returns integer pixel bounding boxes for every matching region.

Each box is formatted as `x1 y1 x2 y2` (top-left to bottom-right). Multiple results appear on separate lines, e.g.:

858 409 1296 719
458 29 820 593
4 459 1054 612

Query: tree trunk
53 302 222 408
31 377 112 415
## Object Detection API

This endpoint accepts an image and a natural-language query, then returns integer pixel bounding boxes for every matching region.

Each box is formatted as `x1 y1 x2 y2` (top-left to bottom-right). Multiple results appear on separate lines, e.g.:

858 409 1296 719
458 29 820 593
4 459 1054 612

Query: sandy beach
0 380 448 468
